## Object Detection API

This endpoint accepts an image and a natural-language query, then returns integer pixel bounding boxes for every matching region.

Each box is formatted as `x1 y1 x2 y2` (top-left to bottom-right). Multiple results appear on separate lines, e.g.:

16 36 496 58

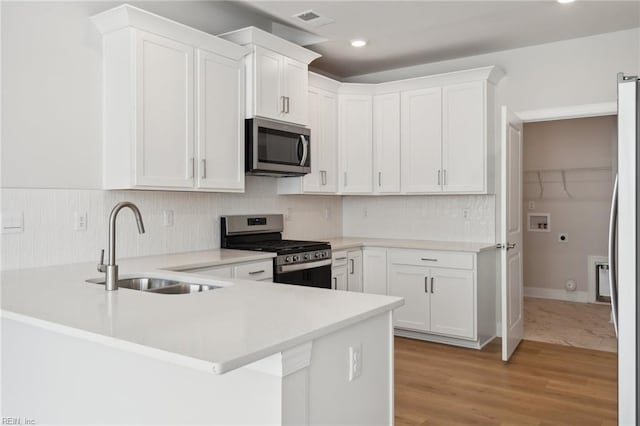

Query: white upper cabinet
442 81 485 193
219 27 321 126
196 49 244 191
339 94 373 194
92 5 248 192
134 31 195 188
373 93 401 193
401 88 443 193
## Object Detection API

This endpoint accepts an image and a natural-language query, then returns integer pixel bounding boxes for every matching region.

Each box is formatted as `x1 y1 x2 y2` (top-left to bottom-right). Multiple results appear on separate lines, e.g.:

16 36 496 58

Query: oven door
246 118 311 176
274 260 332 289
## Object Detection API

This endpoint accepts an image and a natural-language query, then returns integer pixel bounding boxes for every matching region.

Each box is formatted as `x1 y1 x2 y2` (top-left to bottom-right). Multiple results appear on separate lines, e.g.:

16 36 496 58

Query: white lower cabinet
332 250 363 292
182 259 273 282
331 251 348 291
362 248 387 295
387 248 496 349
347 250 363 292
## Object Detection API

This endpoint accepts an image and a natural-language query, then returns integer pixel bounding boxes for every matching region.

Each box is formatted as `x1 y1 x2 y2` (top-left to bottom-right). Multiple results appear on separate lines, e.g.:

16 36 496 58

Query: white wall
0 178 342 270
343 195 495 243
522 116 616 297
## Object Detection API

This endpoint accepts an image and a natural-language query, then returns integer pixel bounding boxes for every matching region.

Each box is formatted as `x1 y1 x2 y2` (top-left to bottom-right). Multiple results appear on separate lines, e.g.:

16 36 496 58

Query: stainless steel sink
86 277 221 294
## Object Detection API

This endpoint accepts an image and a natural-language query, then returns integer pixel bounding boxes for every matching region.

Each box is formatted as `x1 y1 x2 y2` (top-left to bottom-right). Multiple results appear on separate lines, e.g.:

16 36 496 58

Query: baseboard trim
524 287 589 303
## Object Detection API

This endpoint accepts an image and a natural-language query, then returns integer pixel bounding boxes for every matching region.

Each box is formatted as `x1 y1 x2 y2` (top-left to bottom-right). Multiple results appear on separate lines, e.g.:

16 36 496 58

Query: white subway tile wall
0 177 342 270
342 195 495 243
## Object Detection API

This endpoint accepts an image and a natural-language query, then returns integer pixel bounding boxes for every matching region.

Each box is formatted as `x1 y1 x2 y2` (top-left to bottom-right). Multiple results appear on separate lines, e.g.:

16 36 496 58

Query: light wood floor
395 337 617 426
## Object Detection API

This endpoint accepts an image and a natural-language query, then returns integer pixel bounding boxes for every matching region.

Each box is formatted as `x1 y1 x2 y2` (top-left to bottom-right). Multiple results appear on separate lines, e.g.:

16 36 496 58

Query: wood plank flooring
395 337 617 425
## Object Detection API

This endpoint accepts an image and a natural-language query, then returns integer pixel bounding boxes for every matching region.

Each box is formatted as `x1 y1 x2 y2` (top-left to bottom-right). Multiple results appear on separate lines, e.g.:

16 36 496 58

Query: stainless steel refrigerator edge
612 73 639 424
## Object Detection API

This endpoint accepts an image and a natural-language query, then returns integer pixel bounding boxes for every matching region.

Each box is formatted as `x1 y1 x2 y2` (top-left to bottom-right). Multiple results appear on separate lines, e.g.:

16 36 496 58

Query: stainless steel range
221 214 332 289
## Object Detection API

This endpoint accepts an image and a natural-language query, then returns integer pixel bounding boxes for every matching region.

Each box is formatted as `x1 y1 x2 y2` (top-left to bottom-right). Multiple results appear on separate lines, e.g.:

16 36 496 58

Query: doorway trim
517 102 617 123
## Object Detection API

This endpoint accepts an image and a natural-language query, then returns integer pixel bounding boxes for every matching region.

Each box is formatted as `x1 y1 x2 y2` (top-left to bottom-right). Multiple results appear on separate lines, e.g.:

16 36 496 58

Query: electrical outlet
363 208 368 217
349 344 362 381
285 207 293 221
74 212 87 231
163 210 174 227
462 209 470 219
528 200 536 210
323 207 330 220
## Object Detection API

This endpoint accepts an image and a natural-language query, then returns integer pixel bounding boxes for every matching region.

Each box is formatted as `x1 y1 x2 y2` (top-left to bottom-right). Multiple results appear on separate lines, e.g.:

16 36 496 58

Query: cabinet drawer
332 251 348 267
234 260 273 281
388 249 474 270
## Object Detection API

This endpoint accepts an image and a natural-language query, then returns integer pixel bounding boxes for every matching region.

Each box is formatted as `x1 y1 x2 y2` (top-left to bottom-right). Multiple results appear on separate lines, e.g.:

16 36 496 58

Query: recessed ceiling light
351 39 367 48
557 0 576 3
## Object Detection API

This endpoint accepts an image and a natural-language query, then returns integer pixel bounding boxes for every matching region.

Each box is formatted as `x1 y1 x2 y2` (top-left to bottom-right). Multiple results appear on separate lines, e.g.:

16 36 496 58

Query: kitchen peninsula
1 249 402 425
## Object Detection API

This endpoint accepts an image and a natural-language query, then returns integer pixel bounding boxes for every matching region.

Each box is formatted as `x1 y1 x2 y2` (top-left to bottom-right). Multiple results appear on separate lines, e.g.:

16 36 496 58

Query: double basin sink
87 276 222 295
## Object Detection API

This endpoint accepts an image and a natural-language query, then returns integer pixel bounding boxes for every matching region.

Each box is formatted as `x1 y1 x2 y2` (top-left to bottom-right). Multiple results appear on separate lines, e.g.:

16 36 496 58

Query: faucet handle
97 249 106 272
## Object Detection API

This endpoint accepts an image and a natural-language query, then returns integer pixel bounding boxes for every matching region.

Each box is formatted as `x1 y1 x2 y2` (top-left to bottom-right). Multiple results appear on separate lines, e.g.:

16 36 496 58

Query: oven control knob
285 256 292 263
292 255 300 262
303 254 310 260
314 252 320 258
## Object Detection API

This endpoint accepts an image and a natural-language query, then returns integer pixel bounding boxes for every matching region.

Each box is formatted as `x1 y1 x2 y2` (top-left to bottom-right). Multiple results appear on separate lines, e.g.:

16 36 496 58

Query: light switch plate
163 210 174 227
73 212 88 231
349 343 362 381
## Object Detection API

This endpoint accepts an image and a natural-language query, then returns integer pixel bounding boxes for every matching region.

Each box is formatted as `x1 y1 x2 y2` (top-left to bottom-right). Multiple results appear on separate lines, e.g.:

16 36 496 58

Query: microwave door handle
299 135 309 166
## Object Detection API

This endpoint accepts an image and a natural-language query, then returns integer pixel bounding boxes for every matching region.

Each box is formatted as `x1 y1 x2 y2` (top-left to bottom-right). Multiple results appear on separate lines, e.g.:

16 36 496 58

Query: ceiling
241 1 640 79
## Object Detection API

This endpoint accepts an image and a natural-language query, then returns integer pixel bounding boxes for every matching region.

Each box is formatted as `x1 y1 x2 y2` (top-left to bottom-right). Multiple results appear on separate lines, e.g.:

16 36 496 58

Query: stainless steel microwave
245 118 311 176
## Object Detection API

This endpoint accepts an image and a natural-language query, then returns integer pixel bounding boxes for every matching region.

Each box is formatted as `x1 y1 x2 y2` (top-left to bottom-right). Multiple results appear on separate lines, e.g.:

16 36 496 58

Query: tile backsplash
342 195 496 243
0 177 342 270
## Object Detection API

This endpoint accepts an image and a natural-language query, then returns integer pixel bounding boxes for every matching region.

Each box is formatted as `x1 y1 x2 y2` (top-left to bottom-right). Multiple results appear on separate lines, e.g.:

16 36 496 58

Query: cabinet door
347 250 363 292
363 248 387 295
429 268 475 339
442 81 486 193
339 95 373 194
303 89 323 192
388 264 430 331
282 57 308 125
400 88 442 193
332 265 348 291
318 91 339 192
134 30 194 188
196 49 244 191
373 93 401 193
254 46 283 121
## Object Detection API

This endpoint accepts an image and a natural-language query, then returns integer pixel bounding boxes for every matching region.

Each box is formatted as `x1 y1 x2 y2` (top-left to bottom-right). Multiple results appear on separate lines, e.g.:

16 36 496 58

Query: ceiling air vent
293 10 334 27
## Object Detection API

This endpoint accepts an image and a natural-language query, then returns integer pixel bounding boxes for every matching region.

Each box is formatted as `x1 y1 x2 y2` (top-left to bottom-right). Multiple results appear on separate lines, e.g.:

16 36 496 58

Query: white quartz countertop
1 249 402 374
323 237 495 253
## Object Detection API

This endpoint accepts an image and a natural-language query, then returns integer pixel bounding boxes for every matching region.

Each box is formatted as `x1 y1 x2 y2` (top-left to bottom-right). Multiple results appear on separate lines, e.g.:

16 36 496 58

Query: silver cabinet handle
248 270 265 275
299 135 309 166
350 258 355 274
443 169 447 185
506 242 516 250
281 96 286 113
378 171 382 187
424 276 428 293
437 170 441 185
321 170 327 186
285 96 290 113
430 277 434 294
333 277 337 290
608 174 619 336
421 258 438 262
201 159 207 179
335 257 347 261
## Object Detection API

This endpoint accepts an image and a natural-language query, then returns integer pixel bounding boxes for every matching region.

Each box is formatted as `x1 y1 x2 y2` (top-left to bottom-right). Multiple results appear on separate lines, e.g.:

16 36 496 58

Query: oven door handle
277 259 332 274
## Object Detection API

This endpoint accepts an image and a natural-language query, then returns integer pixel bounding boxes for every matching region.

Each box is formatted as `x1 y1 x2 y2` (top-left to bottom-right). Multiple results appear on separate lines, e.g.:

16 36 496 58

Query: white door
429 268 475 339
442 82 485 193
254 46 283 121
362 248 388 295
347 250 363 292
196 49 244 191
282 57 308 125
373 93 401 193
401 88 442 193
388 264 430 331
332 266 348 291
339 95 373 194
500 106 524 361
134 30 194 188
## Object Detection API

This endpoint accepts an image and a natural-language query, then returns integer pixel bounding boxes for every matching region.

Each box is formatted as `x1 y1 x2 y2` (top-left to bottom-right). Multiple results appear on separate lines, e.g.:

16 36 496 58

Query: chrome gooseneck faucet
98 202 146 291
